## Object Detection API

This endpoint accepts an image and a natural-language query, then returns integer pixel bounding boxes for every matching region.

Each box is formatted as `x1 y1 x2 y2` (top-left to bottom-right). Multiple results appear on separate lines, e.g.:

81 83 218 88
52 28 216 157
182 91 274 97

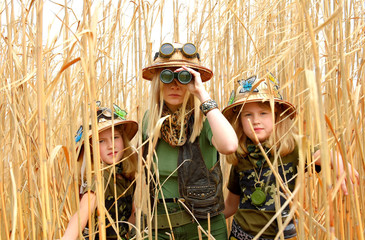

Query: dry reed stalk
0 0 364 239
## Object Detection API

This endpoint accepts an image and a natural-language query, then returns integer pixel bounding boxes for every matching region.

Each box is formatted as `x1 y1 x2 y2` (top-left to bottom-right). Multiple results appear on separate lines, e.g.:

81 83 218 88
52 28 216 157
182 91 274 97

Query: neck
164 102 182 113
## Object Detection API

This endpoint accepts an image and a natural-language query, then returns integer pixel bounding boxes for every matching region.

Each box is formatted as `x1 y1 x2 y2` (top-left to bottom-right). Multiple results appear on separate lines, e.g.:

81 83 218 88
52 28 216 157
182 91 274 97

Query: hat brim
222 97 296 122
142 61 213 82
76 119 138 160
94 119 138 141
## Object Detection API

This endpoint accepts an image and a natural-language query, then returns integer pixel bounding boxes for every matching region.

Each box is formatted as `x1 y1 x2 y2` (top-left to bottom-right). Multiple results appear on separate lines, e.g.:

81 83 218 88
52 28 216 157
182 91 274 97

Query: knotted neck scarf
115 161 124 175
160 104 193 147
244 139 271 169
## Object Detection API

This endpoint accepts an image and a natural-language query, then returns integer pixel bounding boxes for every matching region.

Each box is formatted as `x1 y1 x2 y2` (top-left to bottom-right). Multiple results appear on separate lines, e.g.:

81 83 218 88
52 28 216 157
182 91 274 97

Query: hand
314 150 360 195
174 66 210 102
337 160 360 195
329 151 360 195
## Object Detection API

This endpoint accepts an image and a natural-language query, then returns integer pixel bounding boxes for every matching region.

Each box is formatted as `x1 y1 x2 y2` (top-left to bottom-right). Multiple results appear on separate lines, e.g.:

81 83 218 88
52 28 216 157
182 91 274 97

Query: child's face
98 127 125 165
162 68 188 112
240 102 274 143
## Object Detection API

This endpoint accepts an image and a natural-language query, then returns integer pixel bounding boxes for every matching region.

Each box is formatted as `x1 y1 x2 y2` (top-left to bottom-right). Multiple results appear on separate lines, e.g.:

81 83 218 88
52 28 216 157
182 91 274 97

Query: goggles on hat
75 102 128 143
160 69 192 84
154 43 200 60
96 101 127 122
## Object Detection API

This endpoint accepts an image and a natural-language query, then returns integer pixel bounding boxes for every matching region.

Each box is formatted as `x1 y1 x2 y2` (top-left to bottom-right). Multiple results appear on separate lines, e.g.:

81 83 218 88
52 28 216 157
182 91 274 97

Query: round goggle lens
159 43 174 58
160 69 174 84
178 70 192 84
182 43 197 57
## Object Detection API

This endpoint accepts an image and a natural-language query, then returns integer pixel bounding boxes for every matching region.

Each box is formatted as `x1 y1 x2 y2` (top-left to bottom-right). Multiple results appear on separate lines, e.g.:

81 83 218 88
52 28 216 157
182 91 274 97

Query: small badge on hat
228 90 235 106
267 71 279 85
239 75 259 93
75 125 83 143
113 103 127 120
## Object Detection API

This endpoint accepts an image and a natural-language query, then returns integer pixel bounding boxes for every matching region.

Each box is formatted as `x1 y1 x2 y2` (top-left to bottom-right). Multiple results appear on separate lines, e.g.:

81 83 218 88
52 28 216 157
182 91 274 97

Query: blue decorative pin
239 75 258 93
75 125 83 143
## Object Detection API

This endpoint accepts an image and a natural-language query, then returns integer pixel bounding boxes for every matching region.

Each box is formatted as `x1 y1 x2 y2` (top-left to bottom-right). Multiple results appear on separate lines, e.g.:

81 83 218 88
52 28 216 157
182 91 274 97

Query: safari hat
222 73 296 121
75 102 138 160
142 42 213 82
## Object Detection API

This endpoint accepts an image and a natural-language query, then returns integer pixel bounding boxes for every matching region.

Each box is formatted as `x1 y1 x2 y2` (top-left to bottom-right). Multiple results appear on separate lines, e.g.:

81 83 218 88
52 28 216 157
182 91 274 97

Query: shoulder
286 145 299 160
142 111 149 140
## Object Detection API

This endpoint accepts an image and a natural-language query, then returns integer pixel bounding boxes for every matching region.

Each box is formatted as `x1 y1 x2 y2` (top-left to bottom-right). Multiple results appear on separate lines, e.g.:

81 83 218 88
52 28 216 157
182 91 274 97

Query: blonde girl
142 42 238 239
62 103 138 240
222 75 359 240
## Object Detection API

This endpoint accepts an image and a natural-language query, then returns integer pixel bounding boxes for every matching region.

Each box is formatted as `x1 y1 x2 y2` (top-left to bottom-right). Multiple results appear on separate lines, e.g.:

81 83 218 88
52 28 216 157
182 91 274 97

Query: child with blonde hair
222 74 359 240
62 102 138 240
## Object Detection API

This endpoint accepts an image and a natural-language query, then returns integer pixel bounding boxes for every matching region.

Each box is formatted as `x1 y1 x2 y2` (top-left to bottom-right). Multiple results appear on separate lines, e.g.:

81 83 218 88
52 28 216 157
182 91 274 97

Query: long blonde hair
118 129 138 179
226 102 297 165
145 71 204 143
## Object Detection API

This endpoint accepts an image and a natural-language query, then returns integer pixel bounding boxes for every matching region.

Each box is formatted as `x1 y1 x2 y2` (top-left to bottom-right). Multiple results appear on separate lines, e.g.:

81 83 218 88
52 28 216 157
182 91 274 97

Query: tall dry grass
1 0 364 239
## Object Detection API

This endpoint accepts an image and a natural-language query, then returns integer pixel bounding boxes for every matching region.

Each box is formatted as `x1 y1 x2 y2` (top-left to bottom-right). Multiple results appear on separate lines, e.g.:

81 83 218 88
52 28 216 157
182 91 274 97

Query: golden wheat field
1 0 364 239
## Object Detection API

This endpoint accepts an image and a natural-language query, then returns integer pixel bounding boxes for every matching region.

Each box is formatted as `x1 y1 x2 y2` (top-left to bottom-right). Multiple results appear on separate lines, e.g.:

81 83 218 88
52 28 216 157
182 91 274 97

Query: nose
251 114 260 124
106 139 114 149
170 79 180 88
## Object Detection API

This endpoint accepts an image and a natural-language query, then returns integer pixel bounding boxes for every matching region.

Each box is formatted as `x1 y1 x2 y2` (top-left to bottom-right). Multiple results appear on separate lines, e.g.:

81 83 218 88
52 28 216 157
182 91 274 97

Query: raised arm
179 66 238 155
62 192 97 240
313 150 359 195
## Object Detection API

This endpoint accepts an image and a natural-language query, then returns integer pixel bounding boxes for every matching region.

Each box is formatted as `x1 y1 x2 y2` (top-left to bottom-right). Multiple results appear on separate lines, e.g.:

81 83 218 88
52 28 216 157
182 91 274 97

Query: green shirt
227 147 299 238
143 113 217 199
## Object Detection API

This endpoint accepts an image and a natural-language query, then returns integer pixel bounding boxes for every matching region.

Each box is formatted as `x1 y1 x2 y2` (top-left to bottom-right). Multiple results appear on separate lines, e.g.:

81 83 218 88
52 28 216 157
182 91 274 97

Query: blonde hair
119 129 138 180
145 71 204 143
226 102 296 165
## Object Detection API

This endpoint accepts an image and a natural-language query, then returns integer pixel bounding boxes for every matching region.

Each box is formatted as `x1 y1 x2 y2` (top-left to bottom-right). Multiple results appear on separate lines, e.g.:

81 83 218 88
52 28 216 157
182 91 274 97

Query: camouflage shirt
83 163 135 239
227 146 299 238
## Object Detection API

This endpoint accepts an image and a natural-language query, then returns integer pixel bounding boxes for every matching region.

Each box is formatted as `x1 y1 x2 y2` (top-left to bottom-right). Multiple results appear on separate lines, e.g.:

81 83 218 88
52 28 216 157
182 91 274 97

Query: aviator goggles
96 101 127 122
154 43 200 60
160 69 192 84
74 101 128 143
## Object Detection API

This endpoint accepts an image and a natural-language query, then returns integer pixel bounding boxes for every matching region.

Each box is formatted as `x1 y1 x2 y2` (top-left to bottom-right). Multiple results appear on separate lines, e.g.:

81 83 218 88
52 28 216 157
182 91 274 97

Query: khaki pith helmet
75 103 138 161
222 74 296 121
142 42 213 82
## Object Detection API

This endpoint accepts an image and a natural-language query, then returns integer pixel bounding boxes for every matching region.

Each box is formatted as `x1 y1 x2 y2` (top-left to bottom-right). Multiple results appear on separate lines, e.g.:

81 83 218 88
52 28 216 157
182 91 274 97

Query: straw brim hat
76 119 138 160
142 43 213 82
91 119 138 140
222 96 296 122
222 76 296 121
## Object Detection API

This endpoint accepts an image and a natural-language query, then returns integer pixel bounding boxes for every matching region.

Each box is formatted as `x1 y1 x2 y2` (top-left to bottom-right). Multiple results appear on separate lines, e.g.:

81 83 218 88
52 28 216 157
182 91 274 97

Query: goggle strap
153 52 159 61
